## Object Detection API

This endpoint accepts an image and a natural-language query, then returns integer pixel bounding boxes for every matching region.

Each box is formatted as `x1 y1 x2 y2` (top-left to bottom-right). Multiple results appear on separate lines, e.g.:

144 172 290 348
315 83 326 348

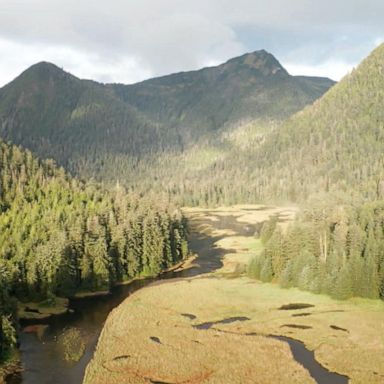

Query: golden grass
235 206 298 231
84 276 384 384
84 279 315 384
0 351 21 384
84 206 384 384
215 237 262 275
183 204 298 233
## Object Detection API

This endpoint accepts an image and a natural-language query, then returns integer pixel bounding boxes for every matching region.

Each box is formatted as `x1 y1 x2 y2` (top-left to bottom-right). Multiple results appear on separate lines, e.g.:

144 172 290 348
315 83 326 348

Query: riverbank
7 230 196 384
0 352 21 384
83 205 384 383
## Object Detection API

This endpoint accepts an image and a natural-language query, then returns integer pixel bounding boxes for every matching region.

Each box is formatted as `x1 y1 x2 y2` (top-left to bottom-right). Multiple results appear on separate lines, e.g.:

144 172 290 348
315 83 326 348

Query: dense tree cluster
249 197 384 300
0 264 16 363
0 139 188 363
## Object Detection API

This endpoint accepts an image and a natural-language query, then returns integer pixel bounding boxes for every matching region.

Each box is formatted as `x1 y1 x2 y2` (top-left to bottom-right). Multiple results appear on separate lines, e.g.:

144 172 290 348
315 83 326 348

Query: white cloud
0 0 383 85
0 37 153 86
374 37 384 47
285 61 354 81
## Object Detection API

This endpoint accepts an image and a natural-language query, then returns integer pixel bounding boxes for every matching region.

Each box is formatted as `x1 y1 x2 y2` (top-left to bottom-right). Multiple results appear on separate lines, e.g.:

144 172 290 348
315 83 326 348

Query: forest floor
83 205 384 384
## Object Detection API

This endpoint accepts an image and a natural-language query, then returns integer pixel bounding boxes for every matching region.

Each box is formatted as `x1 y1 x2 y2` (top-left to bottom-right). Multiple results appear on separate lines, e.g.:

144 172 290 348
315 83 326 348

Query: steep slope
113 50 334 137
0 62 165 173
241 45 384 311
0 51 334 183
252 43 384 202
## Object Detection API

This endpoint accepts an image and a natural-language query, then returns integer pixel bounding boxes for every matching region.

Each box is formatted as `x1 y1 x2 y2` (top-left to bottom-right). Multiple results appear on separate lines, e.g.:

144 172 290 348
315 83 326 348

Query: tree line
249 197 384 300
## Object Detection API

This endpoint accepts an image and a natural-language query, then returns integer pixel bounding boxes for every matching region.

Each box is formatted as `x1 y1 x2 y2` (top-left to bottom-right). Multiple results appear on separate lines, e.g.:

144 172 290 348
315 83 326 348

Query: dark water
270 336 349 384
8 211 348 384
193 316 251 330
12 279 153 384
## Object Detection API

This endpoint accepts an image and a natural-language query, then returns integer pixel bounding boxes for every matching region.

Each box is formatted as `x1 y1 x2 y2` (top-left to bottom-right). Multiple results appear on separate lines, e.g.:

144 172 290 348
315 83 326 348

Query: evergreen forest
0 139 188 363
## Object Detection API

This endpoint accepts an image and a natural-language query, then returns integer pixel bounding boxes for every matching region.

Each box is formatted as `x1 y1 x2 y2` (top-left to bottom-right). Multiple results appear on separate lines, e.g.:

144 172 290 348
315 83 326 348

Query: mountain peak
14 61 77 86
31 61 61 69
224 49 289 77
25 61 66 76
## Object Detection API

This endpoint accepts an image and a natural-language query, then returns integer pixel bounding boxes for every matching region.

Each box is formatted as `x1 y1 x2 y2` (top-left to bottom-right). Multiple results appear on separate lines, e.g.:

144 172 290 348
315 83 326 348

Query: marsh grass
84 205 384 383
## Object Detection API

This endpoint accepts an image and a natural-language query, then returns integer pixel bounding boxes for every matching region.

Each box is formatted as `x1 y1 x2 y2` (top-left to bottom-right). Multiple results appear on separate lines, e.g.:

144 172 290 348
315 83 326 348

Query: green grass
18 297 69 320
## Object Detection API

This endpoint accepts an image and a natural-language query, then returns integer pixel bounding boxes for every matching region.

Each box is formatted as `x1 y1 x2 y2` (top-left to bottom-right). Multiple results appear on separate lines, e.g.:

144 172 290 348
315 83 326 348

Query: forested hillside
0 51 334 186
252 43 384 202
0 139 188 364
155 43 384 205
3 44 383 208
247 44 384 301
113 50 333 136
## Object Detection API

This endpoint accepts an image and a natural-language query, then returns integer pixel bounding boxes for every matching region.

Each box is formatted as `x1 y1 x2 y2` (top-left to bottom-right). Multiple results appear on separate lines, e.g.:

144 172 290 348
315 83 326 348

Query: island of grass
57 328 86 362
18 297 69 321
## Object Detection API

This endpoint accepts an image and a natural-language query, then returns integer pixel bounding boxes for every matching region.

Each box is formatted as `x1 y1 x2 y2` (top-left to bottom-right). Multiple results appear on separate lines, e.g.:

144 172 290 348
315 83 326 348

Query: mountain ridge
127 43 384 206
2 49 332 88
0 49 335 187
196 43 384 203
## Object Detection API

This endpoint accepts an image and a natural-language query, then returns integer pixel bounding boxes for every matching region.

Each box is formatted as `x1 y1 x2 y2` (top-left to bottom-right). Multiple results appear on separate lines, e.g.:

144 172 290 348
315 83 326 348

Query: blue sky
0 0 383 86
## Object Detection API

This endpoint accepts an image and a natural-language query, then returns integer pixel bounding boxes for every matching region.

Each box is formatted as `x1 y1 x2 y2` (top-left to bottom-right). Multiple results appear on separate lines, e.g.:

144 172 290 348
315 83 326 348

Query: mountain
141 43 384 206
0 51 334 184
0 62 161 173
243 44 384 306
112 50 334 137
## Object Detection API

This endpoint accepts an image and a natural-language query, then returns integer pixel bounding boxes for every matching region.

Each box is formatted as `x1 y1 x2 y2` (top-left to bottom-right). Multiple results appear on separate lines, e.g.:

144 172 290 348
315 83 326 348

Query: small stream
8 211 348 384
270 336 348 384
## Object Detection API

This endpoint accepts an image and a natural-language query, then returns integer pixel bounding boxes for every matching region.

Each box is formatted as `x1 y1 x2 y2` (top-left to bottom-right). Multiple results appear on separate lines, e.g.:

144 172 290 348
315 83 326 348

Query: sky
0 0 383 87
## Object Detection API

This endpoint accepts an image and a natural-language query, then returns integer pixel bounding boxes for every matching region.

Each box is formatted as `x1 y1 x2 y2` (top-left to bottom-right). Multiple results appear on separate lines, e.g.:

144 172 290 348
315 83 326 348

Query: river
8 211 348 384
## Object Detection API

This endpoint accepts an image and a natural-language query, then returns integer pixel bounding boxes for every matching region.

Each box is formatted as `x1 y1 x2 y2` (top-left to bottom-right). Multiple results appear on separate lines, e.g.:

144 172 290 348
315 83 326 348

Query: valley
0 22 384 384
4 206 288 384
0 51 334 204
84 206 384 384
